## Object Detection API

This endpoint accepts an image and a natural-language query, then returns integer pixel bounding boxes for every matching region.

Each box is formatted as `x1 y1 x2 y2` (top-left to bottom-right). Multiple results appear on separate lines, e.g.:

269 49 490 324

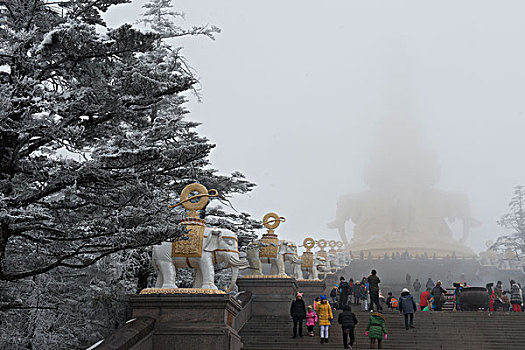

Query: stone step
240 310 525 349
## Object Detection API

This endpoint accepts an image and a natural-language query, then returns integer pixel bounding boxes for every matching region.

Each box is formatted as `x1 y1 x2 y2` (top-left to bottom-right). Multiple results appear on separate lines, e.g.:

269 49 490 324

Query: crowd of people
290 270 388 349
290 270 525 349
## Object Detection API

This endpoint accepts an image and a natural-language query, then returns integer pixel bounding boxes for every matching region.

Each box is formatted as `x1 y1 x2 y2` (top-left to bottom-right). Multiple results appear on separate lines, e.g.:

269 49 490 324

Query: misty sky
106 0 525 253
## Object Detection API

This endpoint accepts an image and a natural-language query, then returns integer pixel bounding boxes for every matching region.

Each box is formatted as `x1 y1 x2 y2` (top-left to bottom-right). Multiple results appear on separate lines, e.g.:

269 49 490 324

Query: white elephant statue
152 227 250 292
337 251 351 267
246 239 302 277
316 254 332 278
286 243 304 279
328 253 341 272
301 254 325 280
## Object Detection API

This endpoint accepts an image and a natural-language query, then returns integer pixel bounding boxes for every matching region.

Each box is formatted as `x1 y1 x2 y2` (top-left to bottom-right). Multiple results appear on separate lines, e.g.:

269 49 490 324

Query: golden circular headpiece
303 237 315 250
329 240 336 248
317 239 327 248
262 212 286 230
168 183 219 216
336 241 344 249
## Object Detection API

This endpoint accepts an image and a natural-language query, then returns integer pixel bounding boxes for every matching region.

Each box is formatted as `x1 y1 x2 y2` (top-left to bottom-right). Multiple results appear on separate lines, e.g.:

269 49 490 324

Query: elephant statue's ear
204 230 221 252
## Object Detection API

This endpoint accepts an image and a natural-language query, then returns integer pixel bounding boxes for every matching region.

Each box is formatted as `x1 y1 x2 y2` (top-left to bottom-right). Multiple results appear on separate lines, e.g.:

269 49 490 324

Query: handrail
233 297 253 332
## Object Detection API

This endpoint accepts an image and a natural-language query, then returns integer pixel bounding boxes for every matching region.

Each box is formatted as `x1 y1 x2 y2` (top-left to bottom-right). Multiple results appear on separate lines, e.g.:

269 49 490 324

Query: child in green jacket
365 311 387 349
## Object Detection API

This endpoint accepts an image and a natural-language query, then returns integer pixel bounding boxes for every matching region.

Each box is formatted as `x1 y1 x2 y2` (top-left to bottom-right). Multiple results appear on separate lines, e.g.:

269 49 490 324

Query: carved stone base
140 288 226 295
296 280 326 305
236 277 297 317
128 294 242 350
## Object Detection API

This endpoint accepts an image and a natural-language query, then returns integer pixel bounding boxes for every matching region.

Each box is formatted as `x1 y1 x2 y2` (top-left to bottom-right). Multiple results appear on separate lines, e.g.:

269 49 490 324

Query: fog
106 0 525 253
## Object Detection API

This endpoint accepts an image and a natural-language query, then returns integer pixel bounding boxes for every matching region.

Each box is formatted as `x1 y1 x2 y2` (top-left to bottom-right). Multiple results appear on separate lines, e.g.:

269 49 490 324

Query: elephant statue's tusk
225 266 239 293
229 255 250 269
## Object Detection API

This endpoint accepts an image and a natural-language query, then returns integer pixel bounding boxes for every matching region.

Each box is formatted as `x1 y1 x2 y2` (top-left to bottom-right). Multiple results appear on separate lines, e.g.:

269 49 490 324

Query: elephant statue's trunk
226 266 239 293
291 255 302 265
225 255 249 293
229 255 250 269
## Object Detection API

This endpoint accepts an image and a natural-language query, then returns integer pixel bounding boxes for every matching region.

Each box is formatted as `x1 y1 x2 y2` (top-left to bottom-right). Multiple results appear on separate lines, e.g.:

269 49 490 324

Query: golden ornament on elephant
328 240 338 254
169 183 219 258
300 237 315 268
317 239 328 260
259 212 285 258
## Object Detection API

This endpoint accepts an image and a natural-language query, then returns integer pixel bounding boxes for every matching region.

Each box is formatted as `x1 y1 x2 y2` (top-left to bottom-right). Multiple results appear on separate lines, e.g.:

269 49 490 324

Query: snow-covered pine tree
0 1 258 348
0 0 253 281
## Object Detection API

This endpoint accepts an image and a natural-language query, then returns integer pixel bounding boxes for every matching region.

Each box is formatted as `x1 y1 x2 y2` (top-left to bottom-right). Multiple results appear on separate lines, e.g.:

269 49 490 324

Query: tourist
314 296 320 311
453 282 463 311
420 287 432 311
486 283 496 312
353 281 361 304
306 305 318 337
425 278 435 290
368 269 382 311
290 292 307 338
339 277 351 309
495 281 503 299
386 292 398 310
521 283 525 312
363 276 369 291
413 278 421 293
359 281 369 311
509 280 522 312
330 284 339 308
399 288 417 330
406 273 411 286
432 280 446 311
365 311 387 349
493 281 504 311
338 304 358 349
317 295 333 343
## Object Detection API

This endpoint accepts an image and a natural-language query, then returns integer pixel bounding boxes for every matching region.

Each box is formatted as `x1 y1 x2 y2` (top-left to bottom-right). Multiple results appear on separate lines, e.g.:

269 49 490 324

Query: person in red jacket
420 287 432 311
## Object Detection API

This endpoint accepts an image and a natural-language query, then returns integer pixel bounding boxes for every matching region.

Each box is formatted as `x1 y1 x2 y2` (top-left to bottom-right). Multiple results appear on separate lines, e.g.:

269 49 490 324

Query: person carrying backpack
338 305 358 349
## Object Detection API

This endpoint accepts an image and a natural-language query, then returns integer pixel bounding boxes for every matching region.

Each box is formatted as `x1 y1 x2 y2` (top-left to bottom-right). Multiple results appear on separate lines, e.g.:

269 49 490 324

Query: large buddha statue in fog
328 117 479 257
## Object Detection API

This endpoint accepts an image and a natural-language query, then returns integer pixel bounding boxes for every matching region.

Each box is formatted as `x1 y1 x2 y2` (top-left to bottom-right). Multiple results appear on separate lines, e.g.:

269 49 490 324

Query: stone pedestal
236 277 297 317
296 280 326 304
128 294 243 350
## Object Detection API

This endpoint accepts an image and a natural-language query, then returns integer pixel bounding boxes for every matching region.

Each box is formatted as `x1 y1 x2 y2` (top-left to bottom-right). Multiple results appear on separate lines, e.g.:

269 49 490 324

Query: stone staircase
240 309 525 349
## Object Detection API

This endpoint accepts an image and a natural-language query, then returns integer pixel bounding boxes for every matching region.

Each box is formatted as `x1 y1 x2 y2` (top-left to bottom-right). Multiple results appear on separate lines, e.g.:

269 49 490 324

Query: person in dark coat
431 280 446 311
290 292 307 338
353 281 361 304
339 277 351 309
426 278 435 290
367 269 382 311
413 279 421 293
398 288 417 330
338 305 358 349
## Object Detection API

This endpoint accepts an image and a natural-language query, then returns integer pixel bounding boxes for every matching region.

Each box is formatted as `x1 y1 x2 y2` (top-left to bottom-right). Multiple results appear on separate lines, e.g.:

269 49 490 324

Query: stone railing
233 296 252 332
88 317 155 350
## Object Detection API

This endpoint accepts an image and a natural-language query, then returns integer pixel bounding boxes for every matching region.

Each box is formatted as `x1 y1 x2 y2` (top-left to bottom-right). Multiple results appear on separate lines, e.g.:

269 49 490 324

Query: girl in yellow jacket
317 295 333 343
